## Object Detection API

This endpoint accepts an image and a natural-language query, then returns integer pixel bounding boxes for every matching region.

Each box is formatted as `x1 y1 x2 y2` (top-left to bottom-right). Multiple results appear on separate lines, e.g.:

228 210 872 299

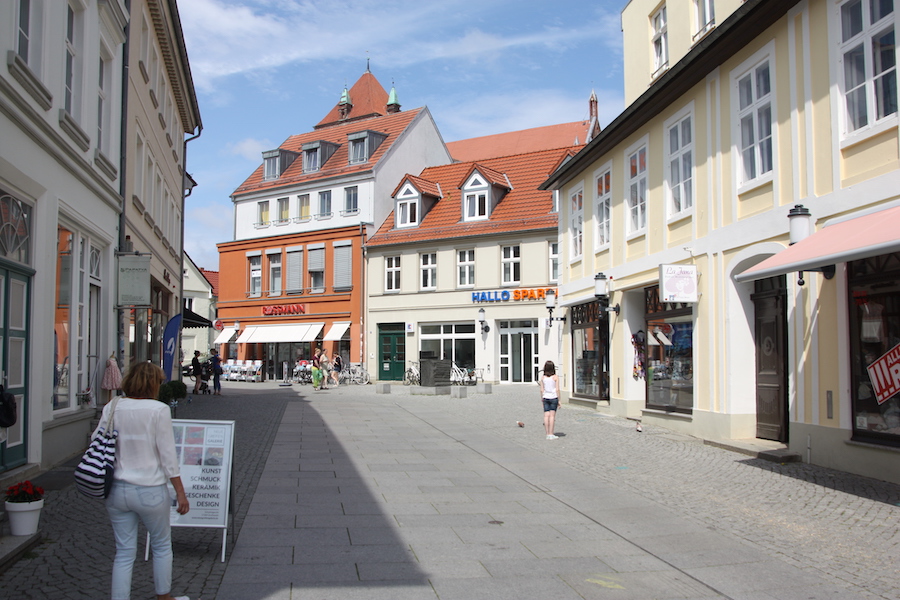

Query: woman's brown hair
121 362 166 399
542 361 556 376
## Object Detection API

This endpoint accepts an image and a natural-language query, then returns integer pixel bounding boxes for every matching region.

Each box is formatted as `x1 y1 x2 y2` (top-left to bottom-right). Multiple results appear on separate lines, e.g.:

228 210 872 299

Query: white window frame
64 3 83 118
97 48 113 154
276 197 289 224
836 0 899 140
569 187 584 260
652 5 668 78
296 194 310 221
693 0 715 42
501 245 520 285
256 200 270 227
664 107 695 219
732 45 775 191
457 249 475 288
264 155 278 180
268 252 282 296
549 242 559 284
304 148 319 172
248 254 262 297
594 164 612 250
625 139 648 235
343 186 359 215
396 197 418 228
350 138 367 163
385 255 401 292
420 252 436 291
464 192 488 221
317 190 332 218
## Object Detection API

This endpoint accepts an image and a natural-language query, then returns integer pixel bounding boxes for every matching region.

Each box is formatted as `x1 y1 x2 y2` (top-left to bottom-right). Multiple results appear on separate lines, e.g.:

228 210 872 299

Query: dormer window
262 149 298 180
462 174 489 222
302 140 339 173
397 197 418 227
347 130 387 165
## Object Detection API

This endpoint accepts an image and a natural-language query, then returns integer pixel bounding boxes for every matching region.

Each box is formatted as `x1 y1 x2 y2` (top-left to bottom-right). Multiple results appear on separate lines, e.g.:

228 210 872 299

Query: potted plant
4 480 45 536
158 380 187 405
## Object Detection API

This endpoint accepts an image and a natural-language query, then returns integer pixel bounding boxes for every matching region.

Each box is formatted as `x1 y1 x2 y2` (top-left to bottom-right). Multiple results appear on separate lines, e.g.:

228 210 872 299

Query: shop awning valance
213 328 237 345
735 205 900 282
234 323 324 344
323 321 351 341
182 307 213 328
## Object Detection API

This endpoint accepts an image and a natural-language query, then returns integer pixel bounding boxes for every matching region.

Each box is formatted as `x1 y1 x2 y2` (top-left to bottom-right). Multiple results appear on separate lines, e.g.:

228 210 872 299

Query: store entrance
499 320 539 383
752 275 788 442
378 324 406 381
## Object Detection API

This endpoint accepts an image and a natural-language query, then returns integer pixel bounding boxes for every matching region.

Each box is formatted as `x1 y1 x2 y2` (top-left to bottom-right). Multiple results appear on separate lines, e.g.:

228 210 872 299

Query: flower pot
5 499 43 536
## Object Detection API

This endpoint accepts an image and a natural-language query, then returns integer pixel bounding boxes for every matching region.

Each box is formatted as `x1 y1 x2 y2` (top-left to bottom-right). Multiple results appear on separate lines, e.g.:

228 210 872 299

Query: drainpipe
179 128 202 377
359 222 368 368
115 2 131 373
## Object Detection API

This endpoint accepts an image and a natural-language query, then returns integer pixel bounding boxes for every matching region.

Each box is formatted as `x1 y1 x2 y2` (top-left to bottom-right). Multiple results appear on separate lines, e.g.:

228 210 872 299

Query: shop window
645 285 693 413
569 301 609 400
849 252 900 445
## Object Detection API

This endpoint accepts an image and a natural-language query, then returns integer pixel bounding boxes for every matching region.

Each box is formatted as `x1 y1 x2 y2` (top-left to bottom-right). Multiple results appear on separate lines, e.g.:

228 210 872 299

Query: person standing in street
538 360 560 440
210 349 222 395
312 348 324 390
96 361 191 600
190 351 202 396
320 348 331 390
330 352 343 387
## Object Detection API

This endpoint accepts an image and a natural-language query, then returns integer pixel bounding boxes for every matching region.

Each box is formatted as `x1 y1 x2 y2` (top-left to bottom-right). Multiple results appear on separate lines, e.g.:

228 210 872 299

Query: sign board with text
170 419 235 529
867 343 900 405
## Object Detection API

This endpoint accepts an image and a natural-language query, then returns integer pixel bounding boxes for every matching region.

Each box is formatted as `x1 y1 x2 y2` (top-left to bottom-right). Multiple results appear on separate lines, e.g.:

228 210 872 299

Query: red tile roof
316 71 391 129
232 108 422 197
199 269 219 297
367 146 579 247
392 174 443 199
446 121 591 162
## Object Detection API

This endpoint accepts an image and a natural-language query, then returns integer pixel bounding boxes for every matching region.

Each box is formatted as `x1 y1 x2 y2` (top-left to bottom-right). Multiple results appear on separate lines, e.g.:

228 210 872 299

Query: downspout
359 222 367 367
179 127 202 376
116 1 131 372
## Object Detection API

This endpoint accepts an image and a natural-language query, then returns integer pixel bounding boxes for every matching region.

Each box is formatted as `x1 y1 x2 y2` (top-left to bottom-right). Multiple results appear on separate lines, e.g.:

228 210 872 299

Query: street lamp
787 204 834 286
545 289 566 323
594 273 620 315
478 307 490 333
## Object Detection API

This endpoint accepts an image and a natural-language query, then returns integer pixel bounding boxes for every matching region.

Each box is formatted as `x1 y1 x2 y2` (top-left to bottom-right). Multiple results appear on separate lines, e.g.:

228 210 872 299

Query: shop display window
570 301 609 400
645 286 693 413
849 253 900 445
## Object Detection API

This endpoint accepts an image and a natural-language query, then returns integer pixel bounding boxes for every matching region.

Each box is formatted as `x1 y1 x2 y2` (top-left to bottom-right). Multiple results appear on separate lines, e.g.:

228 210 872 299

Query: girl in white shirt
95 362 190 600
538 361 560 440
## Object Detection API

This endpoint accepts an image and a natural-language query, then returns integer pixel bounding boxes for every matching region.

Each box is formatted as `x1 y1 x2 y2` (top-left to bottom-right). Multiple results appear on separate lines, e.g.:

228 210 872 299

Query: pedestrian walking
210 349 222 395
191 351 202 395
330 353 343 387
94 361 191 600
320 349 332 389
312 348 324 390
538 360 560 439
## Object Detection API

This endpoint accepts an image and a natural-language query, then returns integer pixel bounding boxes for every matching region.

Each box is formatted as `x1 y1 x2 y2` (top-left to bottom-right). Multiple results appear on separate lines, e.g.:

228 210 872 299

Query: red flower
4 480 44 503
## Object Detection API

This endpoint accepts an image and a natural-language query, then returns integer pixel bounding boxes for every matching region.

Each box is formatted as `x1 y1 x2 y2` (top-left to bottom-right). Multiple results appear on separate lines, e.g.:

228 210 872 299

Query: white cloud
227 138 272 162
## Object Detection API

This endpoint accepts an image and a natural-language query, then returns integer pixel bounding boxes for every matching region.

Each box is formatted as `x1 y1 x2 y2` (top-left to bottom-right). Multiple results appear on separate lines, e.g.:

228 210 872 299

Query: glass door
499 320 539 383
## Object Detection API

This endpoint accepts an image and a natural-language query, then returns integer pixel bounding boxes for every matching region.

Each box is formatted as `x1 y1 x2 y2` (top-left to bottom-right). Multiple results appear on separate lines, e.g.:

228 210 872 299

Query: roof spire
386 79 401 113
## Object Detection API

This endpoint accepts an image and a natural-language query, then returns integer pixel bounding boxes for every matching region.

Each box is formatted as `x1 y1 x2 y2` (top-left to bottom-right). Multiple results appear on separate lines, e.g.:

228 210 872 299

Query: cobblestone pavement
1 381 898 599
0 385 289 600
388 385 900 600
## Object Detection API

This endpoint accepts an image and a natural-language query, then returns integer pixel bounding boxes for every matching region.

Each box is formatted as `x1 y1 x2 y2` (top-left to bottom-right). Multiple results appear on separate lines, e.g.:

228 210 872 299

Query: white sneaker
546 434 558 440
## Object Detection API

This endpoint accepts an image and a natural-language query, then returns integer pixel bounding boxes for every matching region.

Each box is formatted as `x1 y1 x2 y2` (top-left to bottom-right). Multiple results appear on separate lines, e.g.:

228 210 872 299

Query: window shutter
286 249 303 293
308 247 324 271
334 245 352 290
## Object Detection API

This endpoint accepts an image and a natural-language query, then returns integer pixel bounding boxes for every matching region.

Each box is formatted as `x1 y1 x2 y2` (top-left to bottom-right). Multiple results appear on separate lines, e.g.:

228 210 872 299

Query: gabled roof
199 269 219 297
461 163 511 191
446 121 591 162
316 70 390 129
367 146 579 247
392 174 443 199
232 108 422 197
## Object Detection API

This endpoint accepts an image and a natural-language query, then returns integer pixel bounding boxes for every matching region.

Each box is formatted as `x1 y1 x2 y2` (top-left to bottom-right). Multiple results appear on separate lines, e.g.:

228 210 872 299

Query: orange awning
734 205 900 282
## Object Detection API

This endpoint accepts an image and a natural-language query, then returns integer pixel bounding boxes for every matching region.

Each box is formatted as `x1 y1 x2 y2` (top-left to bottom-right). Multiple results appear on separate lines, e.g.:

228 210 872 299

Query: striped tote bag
74 398 119 498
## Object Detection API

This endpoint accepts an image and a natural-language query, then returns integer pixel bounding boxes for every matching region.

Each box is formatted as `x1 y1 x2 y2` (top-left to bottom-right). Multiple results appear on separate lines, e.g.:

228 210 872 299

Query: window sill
273 219 290 226
315 213 333 220
666 208 693 227
7 50 52 110
692 21 715 44
59 110 91 152
293 216 311 224
94 149 118 181
651 63 669 81
840 116 899 151
625 229 647 243
253 222 271 229
736 172 774 197
341 209 360 217
642 407 693 419
139 60 150 84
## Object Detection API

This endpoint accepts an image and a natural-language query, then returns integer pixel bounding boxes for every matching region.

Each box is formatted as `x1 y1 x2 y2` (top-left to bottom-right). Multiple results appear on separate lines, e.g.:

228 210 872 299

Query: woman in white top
538 360 560 440
95 362 190 600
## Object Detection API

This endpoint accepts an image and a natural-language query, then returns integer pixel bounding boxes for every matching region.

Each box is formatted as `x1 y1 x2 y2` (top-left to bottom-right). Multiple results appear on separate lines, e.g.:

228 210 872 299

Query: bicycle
450 361 476 386
339 364 370 385
403 361 420 386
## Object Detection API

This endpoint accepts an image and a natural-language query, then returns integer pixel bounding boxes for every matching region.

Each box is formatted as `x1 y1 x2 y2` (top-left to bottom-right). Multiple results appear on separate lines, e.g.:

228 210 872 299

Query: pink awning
734 205 900 282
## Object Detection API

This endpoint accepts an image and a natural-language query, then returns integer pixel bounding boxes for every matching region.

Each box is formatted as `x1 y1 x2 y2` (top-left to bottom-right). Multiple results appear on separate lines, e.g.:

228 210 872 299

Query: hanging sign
117 254 151 306
659 264 699 303
866 343 900 405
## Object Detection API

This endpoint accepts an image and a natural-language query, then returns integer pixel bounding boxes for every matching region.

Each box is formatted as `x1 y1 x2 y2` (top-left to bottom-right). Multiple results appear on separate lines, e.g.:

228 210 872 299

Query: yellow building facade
545 0 900 484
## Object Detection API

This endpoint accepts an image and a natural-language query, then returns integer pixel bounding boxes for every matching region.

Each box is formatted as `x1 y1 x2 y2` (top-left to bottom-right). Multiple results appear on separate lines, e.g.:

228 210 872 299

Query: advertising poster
170 419 235 528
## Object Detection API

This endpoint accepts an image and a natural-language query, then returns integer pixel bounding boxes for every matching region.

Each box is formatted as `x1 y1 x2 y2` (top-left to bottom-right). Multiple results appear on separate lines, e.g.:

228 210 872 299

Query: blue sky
178 0 627 270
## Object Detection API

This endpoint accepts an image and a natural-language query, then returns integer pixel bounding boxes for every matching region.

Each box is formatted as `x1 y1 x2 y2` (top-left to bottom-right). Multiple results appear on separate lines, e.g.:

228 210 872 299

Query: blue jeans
106 481 173 599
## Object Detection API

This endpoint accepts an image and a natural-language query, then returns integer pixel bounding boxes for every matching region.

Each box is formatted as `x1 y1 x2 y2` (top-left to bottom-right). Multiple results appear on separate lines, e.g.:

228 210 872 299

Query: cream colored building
543 0 900 484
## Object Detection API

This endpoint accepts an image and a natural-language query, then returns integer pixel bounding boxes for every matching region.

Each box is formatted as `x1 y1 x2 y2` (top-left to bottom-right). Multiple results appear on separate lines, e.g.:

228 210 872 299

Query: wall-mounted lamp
594 272 620 315
787 204 835 286
478 307 490 333
183 172 198 197
233 320 241 331
545 289 566 323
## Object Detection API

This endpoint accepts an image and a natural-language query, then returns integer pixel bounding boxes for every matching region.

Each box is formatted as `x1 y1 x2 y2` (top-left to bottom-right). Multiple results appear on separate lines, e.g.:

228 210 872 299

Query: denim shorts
543 398 559 412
